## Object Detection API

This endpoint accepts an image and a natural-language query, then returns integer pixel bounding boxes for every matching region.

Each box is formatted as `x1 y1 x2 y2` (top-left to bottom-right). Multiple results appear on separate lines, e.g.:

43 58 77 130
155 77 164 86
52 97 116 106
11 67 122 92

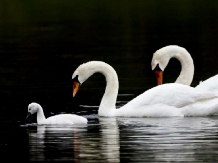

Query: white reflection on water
27 116 218 162
27 119 120 162
28 125 87 162
117 117 218 162
99 118 120 163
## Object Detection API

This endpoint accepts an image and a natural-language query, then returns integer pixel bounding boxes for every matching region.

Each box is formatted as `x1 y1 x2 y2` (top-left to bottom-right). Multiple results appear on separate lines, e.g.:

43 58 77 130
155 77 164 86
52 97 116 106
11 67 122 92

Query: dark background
1 0 218 122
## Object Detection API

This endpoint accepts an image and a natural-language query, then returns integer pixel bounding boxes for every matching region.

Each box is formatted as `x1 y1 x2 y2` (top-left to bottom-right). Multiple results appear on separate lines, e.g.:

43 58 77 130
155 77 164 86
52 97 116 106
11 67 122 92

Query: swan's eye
29 108 31 111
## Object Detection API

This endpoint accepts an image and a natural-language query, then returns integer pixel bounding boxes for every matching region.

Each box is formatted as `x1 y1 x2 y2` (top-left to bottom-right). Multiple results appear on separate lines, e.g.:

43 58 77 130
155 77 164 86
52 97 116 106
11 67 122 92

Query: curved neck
173 50 194 85
87 62 118 116
37 105 46 123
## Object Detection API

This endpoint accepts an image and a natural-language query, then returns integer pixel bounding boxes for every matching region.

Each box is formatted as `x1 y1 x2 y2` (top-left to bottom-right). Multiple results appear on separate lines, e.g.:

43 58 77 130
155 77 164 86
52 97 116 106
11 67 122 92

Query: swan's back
41 114 87 125
195 74 218 95
121 83 216 110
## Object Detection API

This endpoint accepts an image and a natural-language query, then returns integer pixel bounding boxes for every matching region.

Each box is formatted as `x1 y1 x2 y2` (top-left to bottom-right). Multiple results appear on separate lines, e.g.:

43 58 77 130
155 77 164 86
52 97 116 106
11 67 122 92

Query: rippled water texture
17 117 218 162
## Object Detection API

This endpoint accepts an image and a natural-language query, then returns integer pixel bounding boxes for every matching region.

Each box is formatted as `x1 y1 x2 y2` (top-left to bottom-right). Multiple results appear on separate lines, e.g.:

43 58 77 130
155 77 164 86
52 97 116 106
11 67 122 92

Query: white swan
26 102 87 125
72 61 218 117
151 45 218 95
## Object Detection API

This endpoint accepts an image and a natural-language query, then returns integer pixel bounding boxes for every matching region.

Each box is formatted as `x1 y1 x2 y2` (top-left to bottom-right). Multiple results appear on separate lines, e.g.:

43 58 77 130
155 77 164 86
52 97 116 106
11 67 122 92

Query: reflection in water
27 117 218 162
99 118 120 163
28 125 87 162
118 117 218 162
27 119 120 162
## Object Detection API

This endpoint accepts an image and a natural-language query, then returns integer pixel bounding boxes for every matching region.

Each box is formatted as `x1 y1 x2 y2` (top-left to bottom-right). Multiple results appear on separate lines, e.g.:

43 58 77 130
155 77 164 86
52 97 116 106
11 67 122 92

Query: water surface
14 116 218 162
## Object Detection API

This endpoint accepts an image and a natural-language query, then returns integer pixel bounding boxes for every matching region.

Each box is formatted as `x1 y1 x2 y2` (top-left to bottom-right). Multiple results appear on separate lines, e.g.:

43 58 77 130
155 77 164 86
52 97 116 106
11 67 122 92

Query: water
2 116 218 162
1 0 218 162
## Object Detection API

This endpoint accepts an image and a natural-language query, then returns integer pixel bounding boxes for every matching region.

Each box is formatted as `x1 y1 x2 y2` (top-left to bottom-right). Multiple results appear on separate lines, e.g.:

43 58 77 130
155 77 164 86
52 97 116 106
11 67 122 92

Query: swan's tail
195 74 218 96
181 97 218 116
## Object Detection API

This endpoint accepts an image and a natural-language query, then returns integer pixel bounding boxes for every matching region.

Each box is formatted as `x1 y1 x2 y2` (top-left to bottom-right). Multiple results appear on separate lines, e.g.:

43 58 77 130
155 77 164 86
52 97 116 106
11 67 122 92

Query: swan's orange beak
155 70 163 85
73 81 80 97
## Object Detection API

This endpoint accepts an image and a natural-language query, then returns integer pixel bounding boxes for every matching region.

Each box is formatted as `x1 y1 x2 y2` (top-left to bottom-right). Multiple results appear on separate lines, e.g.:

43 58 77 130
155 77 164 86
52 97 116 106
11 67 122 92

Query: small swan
26 102 87 125
72 61 218 117
151 45 218 95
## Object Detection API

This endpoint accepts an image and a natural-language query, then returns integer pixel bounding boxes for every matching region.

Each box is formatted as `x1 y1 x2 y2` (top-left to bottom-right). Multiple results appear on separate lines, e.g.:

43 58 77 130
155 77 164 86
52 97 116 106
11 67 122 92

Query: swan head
26 102 40 120
72 61 115 97
151 45 194 86
72 61 96 97
151 47 172 71
151 50 169 85
151 45 183 85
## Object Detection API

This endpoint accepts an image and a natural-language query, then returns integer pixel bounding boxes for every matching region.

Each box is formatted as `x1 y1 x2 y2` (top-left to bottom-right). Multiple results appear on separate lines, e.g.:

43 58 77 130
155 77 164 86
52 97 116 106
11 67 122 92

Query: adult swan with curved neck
72 61 218 117
151 45 218 94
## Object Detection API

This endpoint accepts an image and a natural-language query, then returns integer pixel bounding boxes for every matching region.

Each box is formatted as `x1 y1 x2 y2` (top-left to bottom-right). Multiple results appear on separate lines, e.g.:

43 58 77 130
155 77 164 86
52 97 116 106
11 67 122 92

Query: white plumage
151 45 194 85
72 61 218 117
27 102 87 125
152 45 218 95
195 74 218 95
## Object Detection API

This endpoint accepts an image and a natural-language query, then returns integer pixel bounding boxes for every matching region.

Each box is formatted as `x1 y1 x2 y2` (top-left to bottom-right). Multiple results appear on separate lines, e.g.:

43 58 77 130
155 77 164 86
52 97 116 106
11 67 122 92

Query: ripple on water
14 115 218 162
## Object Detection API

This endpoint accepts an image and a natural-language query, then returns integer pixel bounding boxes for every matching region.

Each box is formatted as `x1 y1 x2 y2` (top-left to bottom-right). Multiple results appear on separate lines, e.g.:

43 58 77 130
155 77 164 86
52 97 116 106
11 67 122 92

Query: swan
151 45 218 95
72 61 218 117
26 102 88 125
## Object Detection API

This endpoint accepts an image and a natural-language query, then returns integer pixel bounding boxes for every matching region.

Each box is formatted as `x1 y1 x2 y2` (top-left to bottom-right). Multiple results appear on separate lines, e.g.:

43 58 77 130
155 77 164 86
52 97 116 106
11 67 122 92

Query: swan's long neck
85 62 119 116
98 64 118 116
36 105 46 123
173 50 194 85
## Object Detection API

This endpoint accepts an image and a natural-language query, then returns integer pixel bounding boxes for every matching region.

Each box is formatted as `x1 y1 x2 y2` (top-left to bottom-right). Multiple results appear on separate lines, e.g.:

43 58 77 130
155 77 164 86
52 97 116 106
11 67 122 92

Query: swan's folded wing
45 114 87 124
122 83 217 109
117 103 183 117
195 74 218 95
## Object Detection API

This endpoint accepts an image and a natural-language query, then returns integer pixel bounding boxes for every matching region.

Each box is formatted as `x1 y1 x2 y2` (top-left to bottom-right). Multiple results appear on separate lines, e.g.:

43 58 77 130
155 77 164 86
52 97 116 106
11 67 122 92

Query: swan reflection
28 125 87 162
27 116 218 162
99 118 120 162
27 118 120 162
116 117 218 162
75 117 120 162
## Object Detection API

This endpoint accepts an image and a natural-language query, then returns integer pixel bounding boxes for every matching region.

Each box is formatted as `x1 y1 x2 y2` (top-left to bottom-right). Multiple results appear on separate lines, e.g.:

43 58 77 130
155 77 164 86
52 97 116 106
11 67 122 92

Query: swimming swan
26 102 87 125
72 61 218 117
151 45 218 94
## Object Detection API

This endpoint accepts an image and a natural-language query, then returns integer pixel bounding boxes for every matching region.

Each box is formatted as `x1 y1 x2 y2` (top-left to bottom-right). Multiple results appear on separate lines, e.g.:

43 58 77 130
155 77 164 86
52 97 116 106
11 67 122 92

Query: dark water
1 1 218 162
2 116 218 162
